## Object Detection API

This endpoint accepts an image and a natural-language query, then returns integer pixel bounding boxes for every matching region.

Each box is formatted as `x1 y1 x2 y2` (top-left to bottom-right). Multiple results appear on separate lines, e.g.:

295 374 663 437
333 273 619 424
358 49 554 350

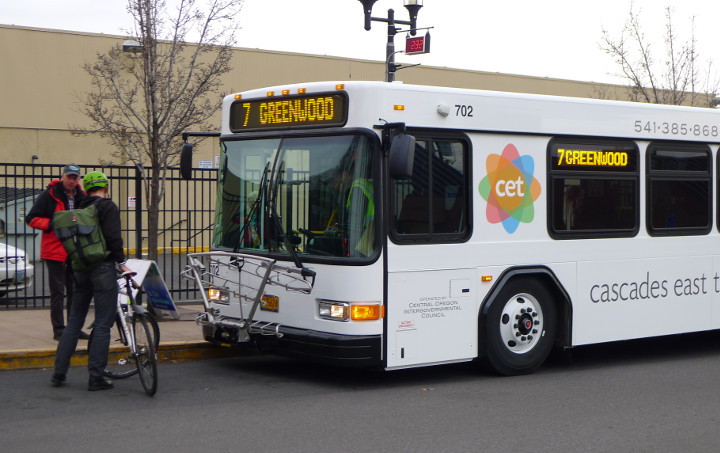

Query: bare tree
600 3 719 106
74 0 243 261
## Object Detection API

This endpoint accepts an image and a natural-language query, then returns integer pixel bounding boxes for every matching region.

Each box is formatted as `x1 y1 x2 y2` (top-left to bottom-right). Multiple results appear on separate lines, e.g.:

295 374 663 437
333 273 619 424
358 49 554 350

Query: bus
181 80 720 375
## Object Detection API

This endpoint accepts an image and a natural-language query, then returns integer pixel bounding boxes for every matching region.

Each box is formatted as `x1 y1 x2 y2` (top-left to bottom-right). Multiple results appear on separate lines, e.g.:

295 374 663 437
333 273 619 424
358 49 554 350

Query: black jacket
80 195 126 265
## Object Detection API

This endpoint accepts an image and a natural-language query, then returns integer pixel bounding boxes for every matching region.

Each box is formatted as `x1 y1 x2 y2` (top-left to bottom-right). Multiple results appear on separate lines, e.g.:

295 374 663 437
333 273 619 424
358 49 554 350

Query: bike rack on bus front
181 251 313 341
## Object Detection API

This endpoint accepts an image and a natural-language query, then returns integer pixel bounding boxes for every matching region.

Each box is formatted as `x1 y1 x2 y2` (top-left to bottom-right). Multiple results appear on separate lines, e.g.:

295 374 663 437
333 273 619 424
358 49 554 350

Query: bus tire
484 278 557 376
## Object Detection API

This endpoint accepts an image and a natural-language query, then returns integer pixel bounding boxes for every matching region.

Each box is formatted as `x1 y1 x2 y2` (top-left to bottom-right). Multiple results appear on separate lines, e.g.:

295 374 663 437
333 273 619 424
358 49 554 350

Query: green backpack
53 201 110 271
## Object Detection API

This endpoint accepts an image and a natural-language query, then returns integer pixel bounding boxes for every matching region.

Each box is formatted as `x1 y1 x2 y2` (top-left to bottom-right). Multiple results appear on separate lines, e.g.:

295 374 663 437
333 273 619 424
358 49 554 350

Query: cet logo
479 144 542 234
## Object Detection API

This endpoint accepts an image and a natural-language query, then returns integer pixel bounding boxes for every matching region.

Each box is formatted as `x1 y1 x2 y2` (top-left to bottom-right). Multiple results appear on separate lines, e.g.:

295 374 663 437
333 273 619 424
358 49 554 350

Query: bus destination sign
229 92 347 132
551 144 637 172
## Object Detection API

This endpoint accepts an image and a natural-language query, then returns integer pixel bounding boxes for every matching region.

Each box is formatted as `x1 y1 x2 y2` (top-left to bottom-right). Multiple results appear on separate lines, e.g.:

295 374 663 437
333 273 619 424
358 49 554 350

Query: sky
3 0 720 85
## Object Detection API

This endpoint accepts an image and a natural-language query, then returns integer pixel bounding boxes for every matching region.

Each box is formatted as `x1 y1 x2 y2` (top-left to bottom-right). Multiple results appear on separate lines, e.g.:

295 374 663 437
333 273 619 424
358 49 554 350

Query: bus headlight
318 300 349 321
318 300 384 321
208 287 230 304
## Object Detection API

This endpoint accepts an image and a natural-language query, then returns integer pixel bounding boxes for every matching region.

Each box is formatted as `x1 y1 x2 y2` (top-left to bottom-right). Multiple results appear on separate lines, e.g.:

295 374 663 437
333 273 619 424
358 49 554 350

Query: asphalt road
4 332 720 452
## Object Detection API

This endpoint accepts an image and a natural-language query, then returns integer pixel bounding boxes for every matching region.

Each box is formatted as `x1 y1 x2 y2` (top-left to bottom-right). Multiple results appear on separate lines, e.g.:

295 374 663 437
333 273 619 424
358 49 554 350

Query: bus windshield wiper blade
266 151 313 278
268 202 311 276
235 162 270 253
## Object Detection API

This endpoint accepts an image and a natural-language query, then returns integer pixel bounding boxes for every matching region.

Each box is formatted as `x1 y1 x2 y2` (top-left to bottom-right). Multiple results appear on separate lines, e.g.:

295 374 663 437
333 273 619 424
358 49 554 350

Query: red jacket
26 180 86 261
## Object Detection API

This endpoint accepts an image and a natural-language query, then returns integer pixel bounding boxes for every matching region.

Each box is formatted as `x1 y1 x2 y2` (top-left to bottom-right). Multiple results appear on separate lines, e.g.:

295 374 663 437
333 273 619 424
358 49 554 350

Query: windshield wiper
234 162 270 254
237 150 315 281
266 159 316 281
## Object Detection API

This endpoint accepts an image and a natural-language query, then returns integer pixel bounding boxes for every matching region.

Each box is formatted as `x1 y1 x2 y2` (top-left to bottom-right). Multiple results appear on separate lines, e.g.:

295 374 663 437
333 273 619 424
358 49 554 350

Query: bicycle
89 271 159 396
110 273 161 359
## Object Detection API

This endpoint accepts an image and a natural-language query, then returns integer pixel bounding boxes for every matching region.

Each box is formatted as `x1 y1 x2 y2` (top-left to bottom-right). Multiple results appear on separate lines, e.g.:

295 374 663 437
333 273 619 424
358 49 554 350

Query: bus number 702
455 104 473 117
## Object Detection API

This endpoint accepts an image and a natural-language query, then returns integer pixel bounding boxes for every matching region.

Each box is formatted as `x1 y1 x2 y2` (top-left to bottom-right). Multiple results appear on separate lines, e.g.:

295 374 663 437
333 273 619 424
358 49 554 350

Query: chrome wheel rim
498 293 544 354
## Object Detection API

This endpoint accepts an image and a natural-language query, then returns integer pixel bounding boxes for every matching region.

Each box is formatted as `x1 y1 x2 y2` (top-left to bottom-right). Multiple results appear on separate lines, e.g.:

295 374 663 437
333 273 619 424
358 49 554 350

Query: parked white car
0 243 34 297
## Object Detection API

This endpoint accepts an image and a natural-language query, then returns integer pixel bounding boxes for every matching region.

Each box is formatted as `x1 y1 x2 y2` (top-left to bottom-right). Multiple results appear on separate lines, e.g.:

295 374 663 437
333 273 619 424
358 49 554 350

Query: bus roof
224 81 720 143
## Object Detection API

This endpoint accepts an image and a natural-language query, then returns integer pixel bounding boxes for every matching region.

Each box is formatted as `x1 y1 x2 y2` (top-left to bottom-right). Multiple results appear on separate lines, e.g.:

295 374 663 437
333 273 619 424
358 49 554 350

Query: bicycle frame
114 276 145 349
102 272 158 396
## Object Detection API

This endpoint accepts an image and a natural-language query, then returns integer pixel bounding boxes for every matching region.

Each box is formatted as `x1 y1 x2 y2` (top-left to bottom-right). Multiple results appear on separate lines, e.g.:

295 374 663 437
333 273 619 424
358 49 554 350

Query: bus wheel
485 278 557 376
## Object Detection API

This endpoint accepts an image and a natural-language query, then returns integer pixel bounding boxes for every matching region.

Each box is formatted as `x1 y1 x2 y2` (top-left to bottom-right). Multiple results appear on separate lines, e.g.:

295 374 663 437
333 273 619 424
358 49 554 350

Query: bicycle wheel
133 314 158 396
146 312 160 352
101 315 139 379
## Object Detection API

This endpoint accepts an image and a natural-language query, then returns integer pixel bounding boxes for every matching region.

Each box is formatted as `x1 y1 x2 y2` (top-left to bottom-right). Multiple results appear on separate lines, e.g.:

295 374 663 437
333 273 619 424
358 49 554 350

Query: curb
0 341 239 371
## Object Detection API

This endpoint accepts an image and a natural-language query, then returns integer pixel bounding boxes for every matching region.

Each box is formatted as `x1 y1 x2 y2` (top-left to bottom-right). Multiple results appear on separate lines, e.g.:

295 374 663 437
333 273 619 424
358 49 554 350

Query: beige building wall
1 25 634 166
0 25 661 253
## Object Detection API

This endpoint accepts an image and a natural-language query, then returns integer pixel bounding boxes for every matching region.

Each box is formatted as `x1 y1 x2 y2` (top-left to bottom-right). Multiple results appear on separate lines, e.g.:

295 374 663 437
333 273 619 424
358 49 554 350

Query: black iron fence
0 163 217 309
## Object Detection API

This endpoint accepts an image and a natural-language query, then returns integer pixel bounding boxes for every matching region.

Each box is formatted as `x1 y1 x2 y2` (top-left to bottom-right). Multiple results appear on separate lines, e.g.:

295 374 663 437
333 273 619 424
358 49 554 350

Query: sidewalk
0 304 236 370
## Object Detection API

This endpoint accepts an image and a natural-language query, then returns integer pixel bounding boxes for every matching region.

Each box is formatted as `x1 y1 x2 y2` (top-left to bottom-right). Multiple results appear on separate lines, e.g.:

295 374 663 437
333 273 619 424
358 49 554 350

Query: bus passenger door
385 134 476 369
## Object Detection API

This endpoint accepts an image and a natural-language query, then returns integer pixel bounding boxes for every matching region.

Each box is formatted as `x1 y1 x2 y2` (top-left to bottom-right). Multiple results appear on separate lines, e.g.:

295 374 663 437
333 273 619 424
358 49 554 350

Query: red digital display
405 33 429 55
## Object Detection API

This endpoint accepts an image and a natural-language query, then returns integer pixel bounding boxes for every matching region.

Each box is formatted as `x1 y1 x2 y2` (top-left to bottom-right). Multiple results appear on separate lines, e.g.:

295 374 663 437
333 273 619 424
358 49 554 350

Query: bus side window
393 137 468 239
396 140 431 234
647 143 711 236
548 138 639 239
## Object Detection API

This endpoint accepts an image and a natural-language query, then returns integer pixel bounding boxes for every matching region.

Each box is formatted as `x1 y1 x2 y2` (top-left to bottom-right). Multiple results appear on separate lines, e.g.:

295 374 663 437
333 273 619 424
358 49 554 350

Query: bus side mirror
389 134 415 179
180 142 193 180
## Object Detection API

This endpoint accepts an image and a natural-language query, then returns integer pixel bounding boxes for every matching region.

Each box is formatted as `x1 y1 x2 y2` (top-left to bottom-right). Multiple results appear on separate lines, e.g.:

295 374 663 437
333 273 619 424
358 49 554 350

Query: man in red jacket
26 164 89 340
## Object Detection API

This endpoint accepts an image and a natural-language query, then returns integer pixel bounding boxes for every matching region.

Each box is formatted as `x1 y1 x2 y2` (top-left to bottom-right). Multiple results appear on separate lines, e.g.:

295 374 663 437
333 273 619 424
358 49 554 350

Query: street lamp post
358 0 424 82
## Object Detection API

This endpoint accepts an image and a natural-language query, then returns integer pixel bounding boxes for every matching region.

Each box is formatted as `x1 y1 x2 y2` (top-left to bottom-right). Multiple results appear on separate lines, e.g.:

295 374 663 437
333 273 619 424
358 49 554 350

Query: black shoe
78 331 91 340
53 331 63 341
51 373 66 387
88 377 114 391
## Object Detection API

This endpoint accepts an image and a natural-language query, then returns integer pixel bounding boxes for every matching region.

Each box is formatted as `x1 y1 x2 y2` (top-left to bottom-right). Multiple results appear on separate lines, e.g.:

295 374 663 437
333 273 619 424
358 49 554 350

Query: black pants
46 259 74 335
54 263 117 379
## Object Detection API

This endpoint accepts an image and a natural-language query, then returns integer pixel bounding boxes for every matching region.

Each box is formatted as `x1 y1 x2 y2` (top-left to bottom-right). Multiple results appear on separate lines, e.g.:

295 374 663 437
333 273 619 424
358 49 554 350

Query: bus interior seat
306 236 345 256
397 194 445 234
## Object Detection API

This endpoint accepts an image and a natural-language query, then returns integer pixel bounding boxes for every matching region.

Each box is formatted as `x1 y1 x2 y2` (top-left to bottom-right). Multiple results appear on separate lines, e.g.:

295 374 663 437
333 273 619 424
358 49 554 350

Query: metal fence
0 163 217 309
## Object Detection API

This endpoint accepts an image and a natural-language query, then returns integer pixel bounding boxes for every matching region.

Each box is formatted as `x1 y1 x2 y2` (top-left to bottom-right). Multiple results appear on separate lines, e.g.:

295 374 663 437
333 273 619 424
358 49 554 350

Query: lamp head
122 39 143 53
358 0 378 31
403 0 423 35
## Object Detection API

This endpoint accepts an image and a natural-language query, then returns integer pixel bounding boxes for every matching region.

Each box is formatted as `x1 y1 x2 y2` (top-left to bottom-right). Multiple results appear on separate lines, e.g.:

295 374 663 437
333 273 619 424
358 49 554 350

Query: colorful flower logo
479 144 542 233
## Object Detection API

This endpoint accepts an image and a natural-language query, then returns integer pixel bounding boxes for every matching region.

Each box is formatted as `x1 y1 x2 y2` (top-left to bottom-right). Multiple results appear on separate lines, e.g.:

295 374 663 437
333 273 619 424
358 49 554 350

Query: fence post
135 166 143 258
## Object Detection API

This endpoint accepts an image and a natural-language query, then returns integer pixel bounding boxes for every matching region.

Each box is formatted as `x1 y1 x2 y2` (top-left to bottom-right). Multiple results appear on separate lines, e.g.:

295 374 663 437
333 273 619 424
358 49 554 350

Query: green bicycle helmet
83 171 109 192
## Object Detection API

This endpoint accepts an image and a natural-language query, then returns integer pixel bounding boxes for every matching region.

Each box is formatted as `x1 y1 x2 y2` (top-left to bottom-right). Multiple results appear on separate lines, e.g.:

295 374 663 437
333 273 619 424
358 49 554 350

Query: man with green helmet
52 170 132 391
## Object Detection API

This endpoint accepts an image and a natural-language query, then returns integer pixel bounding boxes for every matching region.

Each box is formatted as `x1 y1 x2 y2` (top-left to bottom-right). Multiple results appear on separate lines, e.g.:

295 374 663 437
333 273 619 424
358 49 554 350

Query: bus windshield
213 134 376 259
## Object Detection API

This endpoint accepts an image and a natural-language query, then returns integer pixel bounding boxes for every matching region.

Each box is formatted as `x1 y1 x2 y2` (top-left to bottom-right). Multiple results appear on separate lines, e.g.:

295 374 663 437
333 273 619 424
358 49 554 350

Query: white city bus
181 80 720 375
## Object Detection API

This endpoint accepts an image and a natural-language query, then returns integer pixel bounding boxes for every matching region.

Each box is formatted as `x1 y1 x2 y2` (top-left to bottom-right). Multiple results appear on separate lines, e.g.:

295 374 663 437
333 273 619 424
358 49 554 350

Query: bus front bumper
201 320 382 368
